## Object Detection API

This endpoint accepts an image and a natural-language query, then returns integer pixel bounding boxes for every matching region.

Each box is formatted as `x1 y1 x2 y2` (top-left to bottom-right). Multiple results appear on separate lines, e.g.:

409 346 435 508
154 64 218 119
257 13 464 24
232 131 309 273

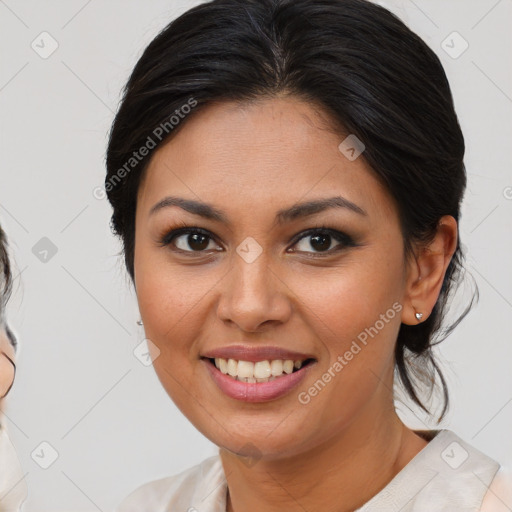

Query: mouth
202 356 316 383
200 355 317 402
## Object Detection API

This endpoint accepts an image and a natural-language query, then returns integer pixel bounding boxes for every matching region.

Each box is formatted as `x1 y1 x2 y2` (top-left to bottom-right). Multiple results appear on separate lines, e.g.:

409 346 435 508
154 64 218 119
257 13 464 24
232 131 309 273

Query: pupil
311 234 330 251
189 233 209 250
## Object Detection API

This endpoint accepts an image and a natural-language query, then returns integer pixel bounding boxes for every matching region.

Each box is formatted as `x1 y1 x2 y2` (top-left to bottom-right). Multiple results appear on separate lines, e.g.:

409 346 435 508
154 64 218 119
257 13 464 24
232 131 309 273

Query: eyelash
157 221 358 258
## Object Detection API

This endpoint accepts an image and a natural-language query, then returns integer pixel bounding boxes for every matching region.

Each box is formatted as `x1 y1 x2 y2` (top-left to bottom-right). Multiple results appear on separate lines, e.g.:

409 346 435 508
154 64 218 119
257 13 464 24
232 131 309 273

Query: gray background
0 0 511 510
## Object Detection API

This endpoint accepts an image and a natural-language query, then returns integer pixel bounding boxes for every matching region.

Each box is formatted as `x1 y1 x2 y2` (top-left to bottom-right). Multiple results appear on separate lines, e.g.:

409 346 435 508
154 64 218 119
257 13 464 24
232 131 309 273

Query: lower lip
202 358 315 403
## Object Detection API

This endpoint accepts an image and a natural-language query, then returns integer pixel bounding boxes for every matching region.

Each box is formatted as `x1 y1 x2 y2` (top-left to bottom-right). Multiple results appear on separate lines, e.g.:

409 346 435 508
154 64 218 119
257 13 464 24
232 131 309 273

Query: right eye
159 226 223 255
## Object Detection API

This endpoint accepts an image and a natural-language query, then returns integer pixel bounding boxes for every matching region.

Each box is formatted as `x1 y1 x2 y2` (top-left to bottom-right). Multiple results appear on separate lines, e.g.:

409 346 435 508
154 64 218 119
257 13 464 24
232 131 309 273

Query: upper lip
201 344 316 362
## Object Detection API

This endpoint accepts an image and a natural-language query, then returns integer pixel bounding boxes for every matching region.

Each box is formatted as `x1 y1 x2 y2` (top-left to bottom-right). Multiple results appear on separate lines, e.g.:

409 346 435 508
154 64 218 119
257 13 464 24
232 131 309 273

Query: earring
415 312 423 322
136 319 143 326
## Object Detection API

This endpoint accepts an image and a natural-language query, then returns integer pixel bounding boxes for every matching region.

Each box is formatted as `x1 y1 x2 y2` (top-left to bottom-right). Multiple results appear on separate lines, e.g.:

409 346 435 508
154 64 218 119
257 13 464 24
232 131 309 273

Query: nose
216 250 292 333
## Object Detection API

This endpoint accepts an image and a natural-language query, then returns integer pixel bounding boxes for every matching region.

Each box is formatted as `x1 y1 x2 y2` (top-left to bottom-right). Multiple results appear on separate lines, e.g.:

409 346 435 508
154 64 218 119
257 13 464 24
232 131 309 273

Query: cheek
292 269 401 435
0 356 15 395
134 244 221 357
134 257 209 409
289 255 403 399
294 256 403 342
136 270 197 348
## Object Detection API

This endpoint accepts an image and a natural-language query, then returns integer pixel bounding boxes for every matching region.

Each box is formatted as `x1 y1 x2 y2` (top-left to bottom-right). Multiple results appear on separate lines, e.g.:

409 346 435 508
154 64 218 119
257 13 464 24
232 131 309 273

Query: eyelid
158 222 357 256
158 225 221 249
289 225 351 244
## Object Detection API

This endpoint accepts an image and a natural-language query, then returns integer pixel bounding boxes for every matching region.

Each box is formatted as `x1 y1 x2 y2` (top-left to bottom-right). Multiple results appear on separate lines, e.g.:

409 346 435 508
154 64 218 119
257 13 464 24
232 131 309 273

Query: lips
201 344 315 362
200 344 317 402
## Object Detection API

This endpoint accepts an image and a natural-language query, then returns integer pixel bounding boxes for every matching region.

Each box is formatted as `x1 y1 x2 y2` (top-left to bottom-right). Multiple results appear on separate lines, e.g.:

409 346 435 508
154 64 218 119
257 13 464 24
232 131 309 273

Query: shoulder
0 424 28 508
480 464 512 512
357 429 505 511
114 454 226 512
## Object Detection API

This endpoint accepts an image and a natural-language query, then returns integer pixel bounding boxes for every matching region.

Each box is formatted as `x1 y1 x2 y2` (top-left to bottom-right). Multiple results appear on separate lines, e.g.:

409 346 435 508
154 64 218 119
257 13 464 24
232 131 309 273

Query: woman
105 0 511 510
0 224 28 510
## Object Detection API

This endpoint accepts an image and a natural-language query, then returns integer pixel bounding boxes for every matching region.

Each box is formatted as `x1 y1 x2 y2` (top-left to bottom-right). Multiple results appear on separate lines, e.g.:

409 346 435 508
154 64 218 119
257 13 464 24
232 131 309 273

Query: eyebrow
149 195 367 225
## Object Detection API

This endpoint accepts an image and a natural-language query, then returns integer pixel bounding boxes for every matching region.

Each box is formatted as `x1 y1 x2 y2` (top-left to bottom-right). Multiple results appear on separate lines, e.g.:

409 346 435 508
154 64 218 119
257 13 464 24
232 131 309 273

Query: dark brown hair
0 223 16 350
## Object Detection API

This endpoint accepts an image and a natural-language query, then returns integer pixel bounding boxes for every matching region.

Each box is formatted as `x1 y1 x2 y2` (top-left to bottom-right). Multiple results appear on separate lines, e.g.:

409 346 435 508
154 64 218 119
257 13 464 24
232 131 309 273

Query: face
133 97 412 459
0 325 16 404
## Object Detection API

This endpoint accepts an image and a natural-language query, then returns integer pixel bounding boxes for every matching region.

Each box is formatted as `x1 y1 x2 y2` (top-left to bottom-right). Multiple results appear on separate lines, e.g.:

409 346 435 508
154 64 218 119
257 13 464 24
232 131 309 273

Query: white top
115 429 512 512
0 423 28 511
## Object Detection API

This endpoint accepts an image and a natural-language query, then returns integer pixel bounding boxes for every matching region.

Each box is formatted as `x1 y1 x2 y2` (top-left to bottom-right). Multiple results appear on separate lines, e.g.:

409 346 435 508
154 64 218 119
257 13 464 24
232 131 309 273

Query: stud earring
415 312 423 322
136 319 143 326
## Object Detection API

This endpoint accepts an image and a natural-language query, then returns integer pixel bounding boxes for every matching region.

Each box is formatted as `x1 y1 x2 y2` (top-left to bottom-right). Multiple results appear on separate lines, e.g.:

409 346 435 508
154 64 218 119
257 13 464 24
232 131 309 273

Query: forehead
138 97 397 223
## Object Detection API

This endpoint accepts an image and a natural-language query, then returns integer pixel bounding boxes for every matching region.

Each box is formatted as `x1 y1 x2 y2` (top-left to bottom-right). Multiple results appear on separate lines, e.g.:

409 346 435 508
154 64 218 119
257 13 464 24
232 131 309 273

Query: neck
220 400 428 512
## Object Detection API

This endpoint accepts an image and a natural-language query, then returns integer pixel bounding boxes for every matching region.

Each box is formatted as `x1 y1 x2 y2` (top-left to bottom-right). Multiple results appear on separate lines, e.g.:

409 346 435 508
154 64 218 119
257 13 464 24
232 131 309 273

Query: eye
289 227 356 255
159 226 222 254
158 223 358 257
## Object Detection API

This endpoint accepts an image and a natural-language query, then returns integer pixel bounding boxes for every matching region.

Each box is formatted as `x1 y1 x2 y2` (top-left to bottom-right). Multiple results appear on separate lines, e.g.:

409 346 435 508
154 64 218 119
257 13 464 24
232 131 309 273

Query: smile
201 356 316 402
210 357 314 383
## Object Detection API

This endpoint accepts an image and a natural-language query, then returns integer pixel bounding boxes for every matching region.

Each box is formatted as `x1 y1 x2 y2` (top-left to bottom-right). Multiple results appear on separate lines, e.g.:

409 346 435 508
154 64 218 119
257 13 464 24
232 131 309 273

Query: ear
402 215 458 325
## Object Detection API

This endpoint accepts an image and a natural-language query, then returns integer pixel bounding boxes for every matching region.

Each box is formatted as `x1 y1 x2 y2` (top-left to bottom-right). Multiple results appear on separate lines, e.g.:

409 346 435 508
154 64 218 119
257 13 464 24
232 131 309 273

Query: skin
133 96 457 512
0 326 16 408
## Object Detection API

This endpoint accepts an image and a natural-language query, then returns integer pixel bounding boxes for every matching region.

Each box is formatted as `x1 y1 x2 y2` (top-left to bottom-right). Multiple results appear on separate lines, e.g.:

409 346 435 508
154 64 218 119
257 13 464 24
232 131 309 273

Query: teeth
283 360 294 374
270 359 283 376
237 360 254 379
254 361 271 379
212 357 308 381
227 358 238 377
219 358 228 374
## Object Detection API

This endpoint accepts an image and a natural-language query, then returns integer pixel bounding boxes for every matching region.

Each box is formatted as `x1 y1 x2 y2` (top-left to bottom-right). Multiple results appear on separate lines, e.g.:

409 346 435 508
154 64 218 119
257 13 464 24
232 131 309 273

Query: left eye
290 229 351 254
